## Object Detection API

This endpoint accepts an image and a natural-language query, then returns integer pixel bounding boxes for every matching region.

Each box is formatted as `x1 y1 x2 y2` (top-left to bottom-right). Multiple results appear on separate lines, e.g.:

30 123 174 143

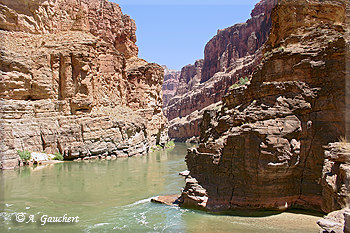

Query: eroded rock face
322 143 350 213
317 208 350 233
201 0 277 83
162 66 180 107
175 59 203 96
164 0 277 141
179 0 349 212
0 0 138 58
0 0 167 169
168 102 222 143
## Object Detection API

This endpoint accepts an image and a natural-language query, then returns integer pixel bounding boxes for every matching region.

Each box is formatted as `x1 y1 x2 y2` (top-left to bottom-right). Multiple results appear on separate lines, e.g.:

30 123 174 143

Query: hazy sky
113 0 258 70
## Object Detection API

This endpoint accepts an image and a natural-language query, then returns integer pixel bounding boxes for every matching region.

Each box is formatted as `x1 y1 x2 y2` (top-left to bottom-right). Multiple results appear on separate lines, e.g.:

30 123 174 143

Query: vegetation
17 150 31 162
165 140 175 148
53 152 64 161
229 77 249 90
278 46 285 53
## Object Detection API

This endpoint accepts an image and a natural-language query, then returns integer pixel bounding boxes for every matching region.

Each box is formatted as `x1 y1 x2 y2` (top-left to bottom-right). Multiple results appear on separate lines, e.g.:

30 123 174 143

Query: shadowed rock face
180 0 349 213
0 0 168 169
164 0 277 142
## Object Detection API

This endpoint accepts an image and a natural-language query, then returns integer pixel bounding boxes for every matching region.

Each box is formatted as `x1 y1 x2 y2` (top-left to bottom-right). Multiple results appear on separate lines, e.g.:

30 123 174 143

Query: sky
113 0 259 70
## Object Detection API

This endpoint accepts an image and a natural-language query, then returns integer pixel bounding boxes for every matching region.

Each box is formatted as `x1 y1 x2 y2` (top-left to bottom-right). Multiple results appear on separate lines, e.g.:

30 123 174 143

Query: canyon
163 0 277 142
1 0 349 230
0 0 168 169
178 0 350 220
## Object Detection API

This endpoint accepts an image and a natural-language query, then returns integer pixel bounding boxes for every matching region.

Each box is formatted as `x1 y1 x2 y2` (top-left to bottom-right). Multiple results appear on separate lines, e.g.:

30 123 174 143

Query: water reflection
0 143 320 233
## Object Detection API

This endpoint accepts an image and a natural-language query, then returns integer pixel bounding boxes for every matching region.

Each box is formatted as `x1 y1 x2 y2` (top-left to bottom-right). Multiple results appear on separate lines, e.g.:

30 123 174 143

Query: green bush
53 152 64 161
239 77 249 85
17 150 31 162
165 141 175 148
229 77 249 90
278 46 285 53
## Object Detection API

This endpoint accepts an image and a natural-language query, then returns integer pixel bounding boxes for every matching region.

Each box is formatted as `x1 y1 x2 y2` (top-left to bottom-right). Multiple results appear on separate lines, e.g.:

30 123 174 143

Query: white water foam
123 197 154 208
93 223 110 227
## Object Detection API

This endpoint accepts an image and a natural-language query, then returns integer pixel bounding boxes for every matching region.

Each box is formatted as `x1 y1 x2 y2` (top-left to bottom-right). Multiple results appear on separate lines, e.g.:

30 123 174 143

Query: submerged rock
151 195 180 206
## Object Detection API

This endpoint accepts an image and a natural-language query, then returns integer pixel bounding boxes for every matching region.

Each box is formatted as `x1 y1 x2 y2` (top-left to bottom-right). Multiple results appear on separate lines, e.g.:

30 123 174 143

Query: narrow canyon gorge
1 0 350 232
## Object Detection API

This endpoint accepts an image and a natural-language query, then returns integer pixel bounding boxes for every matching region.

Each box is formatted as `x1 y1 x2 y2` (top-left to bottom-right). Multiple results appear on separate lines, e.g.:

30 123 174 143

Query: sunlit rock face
163 0 277 142
0 0 168 169
162 66 181 107
179 0 350 213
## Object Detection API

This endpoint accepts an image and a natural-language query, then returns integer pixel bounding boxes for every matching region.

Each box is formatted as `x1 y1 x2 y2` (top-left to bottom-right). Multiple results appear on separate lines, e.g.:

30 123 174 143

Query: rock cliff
162 66 180 107
0 0 168 169
179 0 349 213
164 0 277 142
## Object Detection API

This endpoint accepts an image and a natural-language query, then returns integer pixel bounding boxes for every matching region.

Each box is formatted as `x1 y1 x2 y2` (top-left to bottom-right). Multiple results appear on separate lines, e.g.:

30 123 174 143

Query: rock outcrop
164 0 277 141
162 66 180 106
0 0 168 169
317 208 350 233
200 0 276 83
179 0 349 213
168 102 221 143
175 59 203 96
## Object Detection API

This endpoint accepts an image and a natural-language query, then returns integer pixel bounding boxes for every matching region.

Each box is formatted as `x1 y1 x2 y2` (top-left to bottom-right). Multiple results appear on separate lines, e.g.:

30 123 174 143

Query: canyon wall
179 0 349 213
164 0 277 142
162 66 180 106
0 0 168 169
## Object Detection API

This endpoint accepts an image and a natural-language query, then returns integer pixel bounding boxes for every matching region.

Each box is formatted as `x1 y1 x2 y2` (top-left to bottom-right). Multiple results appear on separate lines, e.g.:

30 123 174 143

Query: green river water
1 143 321 233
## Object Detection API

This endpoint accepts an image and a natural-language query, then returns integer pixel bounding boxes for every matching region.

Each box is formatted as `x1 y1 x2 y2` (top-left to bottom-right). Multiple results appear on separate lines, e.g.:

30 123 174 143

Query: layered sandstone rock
0 0 168 169
175 59 203 96
168 102 221 143
164 0 277 141
317 208 350 233
322 143 350 213
179 0 349 212
201 0 277 83
162 66 180 106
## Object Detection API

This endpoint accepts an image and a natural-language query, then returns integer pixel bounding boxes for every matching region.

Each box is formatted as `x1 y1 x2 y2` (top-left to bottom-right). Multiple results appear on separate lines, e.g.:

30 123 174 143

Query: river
0 143 321 232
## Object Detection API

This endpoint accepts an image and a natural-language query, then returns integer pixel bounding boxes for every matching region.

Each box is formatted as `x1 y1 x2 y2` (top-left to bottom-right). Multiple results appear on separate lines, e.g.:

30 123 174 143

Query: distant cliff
179 0 350 213
164 0 277 142
162 66 180 106
0 0 168 169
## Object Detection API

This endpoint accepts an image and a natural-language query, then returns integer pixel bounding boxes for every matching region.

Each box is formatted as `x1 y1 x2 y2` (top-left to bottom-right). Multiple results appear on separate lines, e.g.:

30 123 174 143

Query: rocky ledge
179 0 349 214
0 0 168 169
318 208 350 233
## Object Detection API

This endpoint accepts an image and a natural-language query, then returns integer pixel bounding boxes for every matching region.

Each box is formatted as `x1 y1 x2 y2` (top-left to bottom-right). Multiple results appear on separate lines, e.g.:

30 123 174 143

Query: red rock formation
162 66 180 106
180 0 349 213
0 0 168 169
175 59 203 96
164 0 277 142
0 0 138 58
201 0 277 83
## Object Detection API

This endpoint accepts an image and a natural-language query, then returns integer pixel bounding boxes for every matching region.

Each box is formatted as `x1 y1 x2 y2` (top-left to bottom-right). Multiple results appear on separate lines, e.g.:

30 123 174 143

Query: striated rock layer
0 0 168 169
180 0 350 213
162 66 180 107
164 0 277 142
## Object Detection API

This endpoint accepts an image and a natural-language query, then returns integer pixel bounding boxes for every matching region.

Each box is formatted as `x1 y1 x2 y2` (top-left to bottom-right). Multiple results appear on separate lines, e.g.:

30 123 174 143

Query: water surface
0 143 321 232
